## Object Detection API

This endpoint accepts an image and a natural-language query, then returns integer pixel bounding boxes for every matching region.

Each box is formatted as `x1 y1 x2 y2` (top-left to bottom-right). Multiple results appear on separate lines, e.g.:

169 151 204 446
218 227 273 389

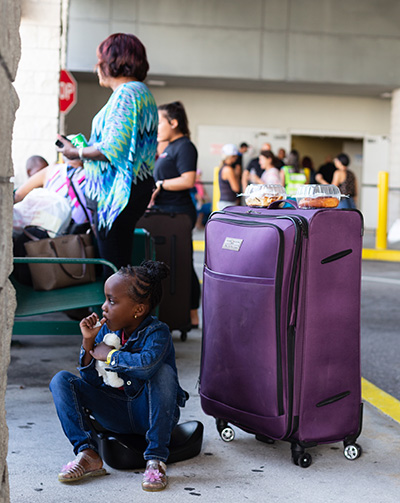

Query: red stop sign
59 69 77 114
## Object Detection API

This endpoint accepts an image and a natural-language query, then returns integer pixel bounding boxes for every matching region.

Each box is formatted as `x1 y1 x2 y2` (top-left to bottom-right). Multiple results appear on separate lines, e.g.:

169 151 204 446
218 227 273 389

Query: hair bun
140 260 170 281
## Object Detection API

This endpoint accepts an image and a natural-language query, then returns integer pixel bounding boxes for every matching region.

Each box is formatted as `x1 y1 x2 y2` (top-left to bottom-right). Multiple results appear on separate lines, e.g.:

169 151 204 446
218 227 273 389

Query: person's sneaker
142 460 167 492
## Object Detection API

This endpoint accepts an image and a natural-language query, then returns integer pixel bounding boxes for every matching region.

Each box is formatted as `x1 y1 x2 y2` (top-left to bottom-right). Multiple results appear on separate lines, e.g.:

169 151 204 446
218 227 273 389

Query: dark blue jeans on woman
49 363 180 463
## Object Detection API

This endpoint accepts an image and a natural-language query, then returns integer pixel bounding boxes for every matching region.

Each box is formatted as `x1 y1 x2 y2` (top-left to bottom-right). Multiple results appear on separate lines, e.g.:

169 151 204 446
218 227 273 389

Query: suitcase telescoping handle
267 199 298 210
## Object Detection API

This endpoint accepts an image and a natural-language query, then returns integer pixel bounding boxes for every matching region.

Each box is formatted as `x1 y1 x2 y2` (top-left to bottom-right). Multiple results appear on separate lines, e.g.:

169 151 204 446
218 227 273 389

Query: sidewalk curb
362 377 400 423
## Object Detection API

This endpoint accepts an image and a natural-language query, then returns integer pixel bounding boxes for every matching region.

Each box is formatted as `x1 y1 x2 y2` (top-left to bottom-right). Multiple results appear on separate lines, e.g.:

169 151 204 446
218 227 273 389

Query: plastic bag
388 219 400 243
13 188 72 238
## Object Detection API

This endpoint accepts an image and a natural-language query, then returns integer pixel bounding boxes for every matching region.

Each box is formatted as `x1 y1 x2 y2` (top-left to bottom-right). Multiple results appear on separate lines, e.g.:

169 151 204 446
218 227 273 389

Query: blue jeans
49 363 180 462
338 196 356 209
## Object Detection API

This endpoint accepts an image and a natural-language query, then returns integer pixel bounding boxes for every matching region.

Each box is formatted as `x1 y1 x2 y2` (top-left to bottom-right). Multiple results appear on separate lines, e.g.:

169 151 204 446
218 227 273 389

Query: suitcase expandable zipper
206 210 308 434
202 216 285 416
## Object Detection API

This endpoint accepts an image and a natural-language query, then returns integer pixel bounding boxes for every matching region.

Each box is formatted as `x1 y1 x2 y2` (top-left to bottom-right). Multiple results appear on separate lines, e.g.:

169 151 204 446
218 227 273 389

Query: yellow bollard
376 171 389 250
212 166 220 212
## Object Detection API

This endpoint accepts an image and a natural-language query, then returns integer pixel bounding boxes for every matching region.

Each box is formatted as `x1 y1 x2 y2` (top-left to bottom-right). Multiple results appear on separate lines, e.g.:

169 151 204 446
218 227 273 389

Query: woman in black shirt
150 101 200 327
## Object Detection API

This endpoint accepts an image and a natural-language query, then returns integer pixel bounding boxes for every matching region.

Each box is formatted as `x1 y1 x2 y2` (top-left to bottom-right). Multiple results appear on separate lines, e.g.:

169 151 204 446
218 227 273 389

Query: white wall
67 0 400 89
12 0 63 187
67 83 391 147
149 87 391 139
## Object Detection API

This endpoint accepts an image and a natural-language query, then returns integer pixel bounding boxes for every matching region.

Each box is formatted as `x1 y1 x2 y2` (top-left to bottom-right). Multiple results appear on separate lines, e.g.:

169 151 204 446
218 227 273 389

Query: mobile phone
55 135 68 148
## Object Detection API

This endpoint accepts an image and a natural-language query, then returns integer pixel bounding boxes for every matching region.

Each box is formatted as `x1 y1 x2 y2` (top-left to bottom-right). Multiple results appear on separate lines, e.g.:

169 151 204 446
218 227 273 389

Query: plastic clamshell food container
296 184 341 209
243 184 286 207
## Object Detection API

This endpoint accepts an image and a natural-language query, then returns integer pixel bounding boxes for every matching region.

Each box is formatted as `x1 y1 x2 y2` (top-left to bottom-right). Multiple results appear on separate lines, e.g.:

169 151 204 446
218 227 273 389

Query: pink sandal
58 450 107 483
142 460 167 491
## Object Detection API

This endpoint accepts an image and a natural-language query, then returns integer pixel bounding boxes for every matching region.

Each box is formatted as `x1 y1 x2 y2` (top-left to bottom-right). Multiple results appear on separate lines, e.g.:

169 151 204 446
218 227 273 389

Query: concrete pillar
388 88 400 227
0 1 21 501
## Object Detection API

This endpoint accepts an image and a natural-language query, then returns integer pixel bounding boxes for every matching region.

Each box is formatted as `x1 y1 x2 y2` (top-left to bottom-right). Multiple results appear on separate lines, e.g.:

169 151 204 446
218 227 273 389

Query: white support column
389 89 400 187
388 89 400 226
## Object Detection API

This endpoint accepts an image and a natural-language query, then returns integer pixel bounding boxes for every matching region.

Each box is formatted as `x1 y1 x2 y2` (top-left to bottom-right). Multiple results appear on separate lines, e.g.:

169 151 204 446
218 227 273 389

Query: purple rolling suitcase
200 203 363 467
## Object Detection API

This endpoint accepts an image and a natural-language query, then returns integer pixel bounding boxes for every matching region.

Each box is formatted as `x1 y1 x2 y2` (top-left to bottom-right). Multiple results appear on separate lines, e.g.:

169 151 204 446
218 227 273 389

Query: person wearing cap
218 144 240 210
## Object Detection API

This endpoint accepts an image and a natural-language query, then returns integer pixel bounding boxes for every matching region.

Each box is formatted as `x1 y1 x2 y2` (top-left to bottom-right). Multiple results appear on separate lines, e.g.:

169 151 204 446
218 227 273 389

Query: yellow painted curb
362 248 400 262
193 240 205 252
362 377 400 424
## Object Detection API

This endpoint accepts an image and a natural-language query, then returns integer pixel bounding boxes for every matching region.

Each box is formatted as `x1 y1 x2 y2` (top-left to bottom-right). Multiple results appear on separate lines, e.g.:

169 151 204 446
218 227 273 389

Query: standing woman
256 150 281 185
332 153 357 209
218 144 240 210
57 33 158 275
149 101 200 328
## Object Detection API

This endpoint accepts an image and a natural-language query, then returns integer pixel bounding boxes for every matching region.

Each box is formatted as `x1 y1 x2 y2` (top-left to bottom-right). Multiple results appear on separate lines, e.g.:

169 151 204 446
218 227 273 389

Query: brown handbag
24 233 96 291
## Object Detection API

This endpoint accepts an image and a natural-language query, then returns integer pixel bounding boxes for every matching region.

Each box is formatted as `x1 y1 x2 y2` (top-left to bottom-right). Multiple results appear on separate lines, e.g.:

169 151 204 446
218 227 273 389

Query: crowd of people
217 141 358 209
12 30 360 494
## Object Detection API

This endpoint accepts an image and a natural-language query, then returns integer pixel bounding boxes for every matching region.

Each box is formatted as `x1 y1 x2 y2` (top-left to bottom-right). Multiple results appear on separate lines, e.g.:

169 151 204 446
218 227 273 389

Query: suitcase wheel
216 419 235 442
292 451 312 468
291 443 312 468
343 443 362 461
220 427 235 442
295 452 312 468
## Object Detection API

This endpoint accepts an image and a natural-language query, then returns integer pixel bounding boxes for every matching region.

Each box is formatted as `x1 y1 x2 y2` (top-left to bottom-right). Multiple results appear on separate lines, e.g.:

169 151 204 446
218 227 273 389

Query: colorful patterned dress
85 81 158 231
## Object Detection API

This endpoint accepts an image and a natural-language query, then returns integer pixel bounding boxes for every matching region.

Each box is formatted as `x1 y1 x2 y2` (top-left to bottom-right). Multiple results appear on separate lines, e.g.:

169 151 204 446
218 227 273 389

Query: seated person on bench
49 260 188 492
14 157 91 230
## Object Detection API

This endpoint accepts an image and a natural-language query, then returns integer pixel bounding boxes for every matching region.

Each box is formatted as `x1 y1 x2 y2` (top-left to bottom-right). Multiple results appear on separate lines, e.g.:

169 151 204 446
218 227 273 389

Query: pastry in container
296 184 341 209
243 184 286 207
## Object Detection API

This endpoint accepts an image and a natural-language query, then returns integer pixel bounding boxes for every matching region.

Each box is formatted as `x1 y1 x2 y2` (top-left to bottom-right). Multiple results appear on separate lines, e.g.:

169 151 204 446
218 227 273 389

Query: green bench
11 228 154 336
11 256 117 335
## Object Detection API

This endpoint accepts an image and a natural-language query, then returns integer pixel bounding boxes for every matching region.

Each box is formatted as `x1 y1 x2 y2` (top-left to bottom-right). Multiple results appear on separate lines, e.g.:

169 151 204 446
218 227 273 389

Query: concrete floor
6 225 400 502
6 326 400 503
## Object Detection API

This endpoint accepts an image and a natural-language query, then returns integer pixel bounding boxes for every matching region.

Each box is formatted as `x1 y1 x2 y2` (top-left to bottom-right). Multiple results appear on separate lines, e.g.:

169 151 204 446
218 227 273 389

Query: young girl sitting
49 260 188 492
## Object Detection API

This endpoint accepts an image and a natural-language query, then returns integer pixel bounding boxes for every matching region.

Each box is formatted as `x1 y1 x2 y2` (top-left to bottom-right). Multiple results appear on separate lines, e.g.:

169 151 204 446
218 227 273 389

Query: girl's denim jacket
78 315 187 407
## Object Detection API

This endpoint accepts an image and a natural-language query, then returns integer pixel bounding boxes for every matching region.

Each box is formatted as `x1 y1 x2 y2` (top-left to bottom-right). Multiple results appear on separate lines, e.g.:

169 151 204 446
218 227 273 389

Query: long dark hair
259 149 277 166
336 153 350 167
158 101 191 138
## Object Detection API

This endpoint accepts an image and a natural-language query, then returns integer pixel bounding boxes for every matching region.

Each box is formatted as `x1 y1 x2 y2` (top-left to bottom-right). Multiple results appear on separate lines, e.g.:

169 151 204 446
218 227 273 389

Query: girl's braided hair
118 260 170 312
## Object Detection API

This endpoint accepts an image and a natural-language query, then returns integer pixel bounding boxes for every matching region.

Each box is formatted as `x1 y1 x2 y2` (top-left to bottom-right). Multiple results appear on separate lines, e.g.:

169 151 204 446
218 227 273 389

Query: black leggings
95 177 154 277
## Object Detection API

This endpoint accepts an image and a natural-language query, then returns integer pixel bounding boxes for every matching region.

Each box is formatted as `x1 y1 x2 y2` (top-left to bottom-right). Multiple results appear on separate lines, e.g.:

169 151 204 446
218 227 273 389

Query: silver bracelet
78 147 84 160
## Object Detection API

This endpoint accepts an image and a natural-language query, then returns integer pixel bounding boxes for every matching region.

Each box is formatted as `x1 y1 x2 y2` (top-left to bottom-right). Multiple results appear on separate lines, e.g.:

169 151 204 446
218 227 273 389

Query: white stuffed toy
95 333 124 388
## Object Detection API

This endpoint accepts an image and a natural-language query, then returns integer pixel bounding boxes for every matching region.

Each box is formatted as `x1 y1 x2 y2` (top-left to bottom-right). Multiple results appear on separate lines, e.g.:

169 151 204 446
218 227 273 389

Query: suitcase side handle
267 199 298 209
